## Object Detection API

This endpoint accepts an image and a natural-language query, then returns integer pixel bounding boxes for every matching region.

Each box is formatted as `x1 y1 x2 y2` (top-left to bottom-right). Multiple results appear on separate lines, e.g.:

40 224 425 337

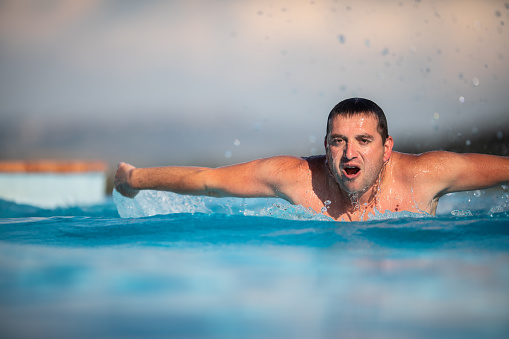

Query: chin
342 184 362 195
342 182 369 195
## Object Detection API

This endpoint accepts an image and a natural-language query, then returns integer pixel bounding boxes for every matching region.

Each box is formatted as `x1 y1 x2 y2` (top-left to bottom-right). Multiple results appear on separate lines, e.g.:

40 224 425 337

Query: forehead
328 114 380 136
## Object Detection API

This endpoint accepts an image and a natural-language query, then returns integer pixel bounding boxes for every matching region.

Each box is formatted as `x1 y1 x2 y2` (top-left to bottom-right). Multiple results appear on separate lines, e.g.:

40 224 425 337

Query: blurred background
0 0 508 191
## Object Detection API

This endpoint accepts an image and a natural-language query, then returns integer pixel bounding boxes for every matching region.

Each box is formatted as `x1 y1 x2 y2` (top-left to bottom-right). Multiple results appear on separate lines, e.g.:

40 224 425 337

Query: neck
327 159 388 214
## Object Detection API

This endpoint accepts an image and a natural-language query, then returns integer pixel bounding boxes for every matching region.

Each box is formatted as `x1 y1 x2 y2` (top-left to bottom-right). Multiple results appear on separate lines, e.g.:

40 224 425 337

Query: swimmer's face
325 114 393 195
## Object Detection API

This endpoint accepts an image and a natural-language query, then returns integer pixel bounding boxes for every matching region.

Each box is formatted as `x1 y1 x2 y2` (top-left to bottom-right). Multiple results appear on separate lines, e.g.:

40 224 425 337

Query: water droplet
409 45 417 53
472 77 480 86
308 135 317 143
224 150 232 158
497 131 504 139
234 139 240 146
337 34 346 44
472 127 479 134
324 200 331 206
364 39 371 48
436 49 442 55
473 190 481 197
458 73 464 80
321 207 327 213
495 10 502 17
257 10 264 16
433 112 440 120
451 210 473 217
381 48 389 56
465 139 471 146
459 96 465 103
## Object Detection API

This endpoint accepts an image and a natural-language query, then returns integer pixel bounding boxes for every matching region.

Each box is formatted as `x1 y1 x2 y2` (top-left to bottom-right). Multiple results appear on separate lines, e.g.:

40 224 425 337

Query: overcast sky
0 0 508 169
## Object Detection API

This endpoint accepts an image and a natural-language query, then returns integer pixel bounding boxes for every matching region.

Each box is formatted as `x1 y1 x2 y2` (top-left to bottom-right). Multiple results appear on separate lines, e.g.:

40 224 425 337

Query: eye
359 137 371 145
332 138 345 145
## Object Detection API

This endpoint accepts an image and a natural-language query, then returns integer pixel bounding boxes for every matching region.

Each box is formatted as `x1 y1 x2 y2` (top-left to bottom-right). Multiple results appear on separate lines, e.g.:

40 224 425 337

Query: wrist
128 168 139 190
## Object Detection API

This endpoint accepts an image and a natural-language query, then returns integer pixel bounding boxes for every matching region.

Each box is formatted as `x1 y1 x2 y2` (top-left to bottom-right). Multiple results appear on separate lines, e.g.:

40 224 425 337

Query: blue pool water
0 188 508 339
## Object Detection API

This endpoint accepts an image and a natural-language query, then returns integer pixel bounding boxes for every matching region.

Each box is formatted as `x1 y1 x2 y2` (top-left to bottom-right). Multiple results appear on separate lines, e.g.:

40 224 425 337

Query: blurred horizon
1 0 508 174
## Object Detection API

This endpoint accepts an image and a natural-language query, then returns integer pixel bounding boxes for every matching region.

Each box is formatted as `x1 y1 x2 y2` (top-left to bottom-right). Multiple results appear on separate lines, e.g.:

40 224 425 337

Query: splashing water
113 185 509 221
113 190 332 221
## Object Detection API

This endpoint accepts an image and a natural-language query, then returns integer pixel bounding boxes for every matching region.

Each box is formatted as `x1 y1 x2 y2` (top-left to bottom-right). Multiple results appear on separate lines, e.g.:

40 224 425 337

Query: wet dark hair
326 98 389 143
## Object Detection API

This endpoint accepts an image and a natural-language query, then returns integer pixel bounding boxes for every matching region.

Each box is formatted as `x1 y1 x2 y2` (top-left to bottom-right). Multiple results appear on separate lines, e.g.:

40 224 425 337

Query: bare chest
290 181 436 221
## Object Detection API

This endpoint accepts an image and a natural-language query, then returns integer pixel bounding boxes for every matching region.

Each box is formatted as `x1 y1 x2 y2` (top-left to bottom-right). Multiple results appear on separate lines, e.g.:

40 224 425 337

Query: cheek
326 148 339 164
360 149 384 170
326 152 342 177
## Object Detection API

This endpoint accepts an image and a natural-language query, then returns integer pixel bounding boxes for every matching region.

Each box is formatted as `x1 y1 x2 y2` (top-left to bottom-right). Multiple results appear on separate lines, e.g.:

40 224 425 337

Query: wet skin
292 153 438 221
325 114 392 198
115 113 509 222
288 114 392 220
284 115 447 220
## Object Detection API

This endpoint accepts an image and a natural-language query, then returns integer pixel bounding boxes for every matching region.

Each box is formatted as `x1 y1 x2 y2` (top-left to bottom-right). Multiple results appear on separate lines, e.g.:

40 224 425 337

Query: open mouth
343 165 360 177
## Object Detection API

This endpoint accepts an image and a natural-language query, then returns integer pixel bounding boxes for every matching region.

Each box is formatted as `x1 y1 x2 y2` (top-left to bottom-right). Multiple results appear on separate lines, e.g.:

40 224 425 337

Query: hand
114 162 140 198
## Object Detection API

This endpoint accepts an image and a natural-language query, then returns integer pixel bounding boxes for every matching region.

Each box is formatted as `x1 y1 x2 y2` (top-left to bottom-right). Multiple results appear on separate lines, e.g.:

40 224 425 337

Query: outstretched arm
113 156 305 201
413 151 509 197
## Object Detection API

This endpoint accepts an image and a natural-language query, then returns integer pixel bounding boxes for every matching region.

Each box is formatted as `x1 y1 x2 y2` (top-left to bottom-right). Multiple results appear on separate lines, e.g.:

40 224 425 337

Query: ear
383 136 394 162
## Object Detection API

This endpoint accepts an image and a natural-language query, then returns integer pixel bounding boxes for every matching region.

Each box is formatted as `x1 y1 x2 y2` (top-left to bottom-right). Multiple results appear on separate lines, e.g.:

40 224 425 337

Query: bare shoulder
396 150 505 172
302 155 326 170
392 150 460 176
254 155 317 192
392 150 509 195
261 154 309 166
250 155 310 175
201 155 310 199
214 155 310 186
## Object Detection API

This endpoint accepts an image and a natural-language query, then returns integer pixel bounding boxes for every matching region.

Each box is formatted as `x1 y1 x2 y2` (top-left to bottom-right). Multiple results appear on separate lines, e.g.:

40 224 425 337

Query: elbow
203 188 223 198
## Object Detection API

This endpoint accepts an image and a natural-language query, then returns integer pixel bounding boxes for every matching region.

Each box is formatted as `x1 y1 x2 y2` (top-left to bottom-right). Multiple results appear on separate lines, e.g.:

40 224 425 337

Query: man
114 98 509 221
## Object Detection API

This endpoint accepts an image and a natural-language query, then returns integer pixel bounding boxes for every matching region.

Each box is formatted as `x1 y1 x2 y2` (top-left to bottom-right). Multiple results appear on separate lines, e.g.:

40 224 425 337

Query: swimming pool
0 188 508 339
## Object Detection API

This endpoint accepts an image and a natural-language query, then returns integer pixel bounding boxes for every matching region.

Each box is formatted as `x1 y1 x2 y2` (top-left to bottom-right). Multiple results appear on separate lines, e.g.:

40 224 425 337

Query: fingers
117 162 128 170
113 162 139 198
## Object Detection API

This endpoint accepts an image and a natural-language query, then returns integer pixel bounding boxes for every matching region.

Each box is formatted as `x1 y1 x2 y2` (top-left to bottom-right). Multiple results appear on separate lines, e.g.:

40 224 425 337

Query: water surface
0 189 508 339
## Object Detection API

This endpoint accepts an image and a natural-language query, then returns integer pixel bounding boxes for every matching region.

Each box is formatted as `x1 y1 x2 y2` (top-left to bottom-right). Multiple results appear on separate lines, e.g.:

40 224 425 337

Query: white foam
113 190 210 218
113 186 509 219
113 190 331 221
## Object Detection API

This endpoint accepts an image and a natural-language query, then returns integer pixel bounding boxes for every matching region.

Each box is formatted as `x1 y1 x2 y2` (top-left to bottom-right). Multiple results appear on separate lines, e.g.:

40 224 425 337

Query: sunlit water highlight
0 187 508 339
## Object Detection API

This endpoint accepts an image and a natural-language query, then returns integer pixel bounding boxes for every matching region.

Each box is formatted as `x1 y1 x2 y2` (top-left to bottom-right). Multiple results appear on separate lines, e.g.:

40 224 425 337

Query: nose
343 141 357 159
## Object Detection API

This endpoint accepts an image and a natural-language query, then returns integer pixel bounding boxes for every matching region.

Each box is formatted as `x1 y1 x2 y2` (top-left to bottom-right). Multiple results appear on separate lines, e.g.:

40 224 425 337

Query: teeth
344 165 360 176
